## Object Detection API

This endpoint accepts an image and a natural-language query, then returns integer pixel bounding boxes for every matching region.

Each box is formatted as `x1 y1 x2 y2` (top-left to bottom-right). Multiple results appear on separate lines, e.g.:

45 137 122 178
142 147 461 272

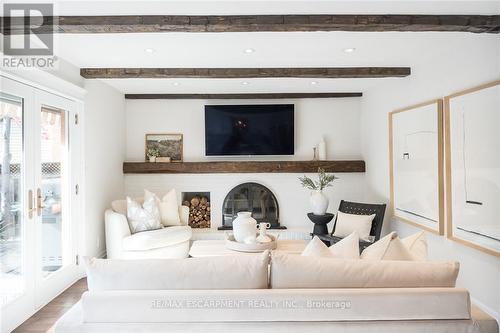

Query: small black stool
307 213 334 236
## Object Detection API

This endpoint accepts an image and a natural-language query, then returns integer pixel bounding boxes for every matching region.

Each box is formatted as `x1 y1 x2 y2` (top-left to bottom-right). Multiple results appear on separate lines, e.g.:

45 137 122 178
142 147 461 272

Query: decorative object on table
299 168 338 215
307 212 334 236
146 147 160 163
145 133 183 162
389 100 444 235
232 211 257 243
256 222 272 243
444 80 500 257
318 136 327 160
225 232 278 252
155 156 171 163
316 200 387 252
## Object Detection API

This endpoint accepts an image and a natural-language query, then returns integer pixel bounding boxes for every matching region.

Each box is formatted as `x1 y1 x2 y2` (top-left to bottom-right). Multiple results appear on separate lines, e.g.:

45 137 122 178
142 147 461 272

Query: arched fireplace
219 182 285 230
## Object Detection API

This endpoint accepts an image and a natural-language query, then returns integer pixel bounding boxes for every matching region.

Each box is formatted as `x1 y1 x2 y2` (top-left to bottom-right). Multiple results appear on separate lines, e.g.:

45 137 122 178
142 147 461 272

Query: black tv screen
205 104 294 156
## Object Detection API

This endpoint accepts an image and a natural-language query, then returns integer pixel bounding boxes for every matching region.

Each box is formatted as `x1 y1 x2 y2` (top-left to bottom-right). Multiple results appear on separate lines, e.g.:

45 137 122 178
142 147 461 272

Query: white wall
126 98 362 161
360 34 500 318
84 80 126 257
125 98 366 230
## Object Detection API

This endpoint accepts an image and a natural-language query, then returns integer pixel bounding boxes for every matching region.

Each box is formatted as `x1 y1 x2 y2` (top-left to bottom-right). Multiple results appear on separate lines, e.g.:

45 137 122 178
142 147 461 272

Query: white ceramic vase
149 156 156 163
232 211 257 243
310 190 329 215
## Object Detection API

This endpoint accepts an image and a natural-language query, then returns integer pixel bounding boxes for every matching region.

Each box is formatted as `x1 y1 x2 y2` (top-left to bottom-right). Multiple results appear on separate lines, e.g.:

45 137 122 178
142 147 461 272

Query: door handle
36 188 45 217
27 189 34 219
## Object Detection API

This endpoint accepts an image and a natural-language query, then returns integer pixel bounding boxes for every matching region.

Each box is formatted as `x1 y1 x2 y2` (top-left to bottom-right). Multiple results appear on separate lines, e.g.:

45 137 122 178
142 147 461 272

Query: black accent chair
316 200 387 251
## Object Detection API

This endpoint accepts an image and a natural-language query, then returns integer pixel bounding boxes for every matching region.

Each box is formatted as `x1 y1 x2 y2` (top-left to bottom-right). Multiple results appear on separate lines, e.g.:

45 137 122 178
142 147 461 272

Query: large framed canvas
145 133 183 162
445 80 500 257
389 99 444 235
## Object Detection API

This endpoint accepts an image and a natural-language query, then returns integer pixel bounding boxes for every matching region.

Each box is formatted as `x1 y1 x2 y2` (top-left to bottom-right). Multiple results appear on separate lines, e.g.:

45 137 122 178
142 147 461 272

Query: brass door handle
27 189 34 219
36 188 45 217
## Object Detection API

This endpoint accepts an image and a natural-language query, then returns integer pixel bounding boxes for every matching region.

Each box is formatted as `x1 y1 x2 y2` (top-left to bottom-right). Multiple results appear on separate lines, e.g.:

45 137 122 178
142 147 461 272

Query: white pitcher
232 211 257 243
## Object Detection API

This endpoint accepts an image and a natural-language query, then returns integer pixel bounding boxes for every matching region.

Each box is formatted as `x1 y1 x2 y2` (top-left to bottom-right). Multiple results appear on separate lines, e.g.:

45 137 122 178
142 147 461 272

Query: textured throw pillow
126 190 162 234
302 233 360 259
361 232 414 261
158 189 181 226
329 231 360 259
333 211 375 241
401 231 428 261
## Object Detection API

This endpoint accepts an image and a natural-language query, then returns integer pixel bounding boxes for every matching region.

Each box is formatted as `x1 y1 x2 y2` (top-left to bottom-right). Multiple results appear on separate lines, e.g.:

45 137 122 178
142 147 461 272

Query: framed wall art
445 80 500 257
389 99 444 235
145 133 183 162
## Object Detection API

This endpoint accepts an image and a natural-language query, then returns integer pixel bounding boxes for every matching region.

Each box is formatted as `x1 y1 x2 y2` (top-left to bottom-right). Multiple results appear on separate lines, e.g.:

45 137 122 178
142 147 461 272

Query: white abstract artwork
390 100 443 234
447 81 500 255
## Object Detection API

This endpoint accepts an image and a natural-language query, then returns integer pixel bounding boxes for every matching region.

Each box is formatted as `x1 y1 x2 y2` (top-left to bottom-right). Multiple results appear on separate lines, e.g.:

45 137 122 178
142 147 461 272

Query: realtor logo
3 3 54 56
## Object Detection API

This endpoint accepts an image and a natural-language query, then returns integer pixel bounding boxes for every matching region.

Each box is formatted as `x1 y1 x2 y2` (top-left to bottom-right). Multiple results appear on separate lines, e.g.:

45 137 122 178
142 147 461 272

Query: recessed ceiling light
144 48 155 53
310 81 318 85
172 82 179 86
343 48 356 53
241 81 249 85
244 48 255 54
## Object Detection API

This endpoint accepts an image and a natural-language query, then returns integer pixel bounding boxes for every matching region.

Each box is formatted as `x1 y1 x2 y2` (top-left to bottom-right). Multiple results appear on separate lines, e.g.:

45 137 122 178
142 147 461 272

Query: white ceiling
6 0 499 94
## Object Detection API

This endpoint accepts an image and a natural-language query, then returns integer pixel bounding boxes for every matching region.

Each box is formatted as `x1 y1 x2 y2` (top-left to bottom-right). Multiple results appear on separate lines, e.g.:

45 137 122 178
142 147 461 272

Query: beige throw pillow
126 190 162 234
333 211 375 241
302 232 360 259
361 232 414 261
402 231 428 261
158 189 181 226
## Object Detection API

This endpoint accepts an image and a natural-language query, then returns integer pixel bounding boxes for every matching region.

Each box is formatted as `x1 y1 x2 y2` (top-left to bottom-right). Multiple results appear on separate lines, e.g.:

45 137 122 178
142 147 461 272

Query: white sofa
105 199 192 259
54 252 499 333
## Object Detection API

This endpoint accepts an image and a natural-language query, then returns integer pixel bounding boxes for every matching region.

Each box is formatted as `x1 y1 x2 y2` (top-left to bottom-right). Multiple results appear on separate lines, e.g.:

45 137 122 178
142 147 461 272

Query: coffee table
189 239 307 257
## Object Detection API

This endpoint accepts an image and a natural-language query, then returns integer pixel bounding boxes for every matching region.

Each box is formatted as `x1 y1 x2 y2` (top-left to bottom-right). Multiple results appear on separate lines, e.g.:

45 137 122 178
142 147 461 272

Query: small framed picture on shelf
145 133 183 162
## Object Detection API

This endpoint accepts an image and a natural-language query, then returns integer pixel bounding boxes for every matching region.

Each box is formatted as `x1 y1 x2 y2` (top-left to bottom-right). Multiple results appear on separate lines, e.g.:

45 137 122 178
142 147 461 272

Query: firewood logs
184 195 210 228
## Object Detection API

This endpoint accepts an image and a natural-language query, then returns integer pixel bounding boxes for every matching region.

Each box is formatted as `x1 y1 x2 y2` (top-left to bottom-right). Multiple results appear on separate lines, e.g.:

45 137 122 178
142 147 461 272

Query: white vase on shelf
318 137 327 160
310 190 329 215
256 223 272 243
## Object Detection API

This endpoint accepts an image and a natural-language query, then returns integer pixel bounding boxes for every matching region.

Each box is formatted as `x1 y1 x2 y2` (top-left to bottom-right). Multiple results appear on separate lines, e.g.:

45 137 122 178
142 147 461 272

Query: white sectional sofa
105 199 192 259
54 252 499 333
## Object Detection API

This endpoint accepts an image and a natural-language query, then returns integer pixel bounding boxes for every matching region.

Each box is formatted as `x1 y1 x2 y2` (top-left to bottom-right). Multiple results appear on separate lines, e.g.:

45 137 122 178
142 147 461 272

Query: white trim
0 70 86 102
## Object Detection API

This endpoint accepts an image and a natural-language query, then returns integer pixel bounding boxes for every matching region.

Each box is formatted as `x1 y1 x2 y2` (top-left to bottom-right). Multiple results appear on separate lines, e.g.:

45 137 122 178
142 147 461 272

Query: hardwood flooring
12 278 87 333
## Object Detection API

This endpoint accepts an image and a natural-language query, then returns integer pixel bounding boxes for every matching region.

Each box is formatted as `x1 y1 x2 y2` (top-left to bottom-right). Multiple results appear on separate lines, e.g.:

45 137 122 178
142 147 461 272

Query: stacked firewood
183 196 211 228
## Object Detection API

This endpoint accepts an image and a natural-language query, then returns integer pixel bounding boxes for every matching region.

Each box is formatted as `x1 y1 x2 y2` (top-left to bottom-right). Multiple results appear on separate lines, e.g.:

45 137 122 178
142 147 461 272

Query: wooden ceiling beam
2 15 499 34
124 93 363 99
81 67 411 79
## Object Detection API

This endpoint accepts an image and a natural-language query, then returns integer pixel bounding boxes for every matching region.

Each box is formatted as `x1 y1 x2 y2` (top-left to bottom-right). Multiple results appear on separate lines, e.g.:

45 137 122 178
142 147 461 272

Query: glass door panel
39 106 67 277
0 92 25 305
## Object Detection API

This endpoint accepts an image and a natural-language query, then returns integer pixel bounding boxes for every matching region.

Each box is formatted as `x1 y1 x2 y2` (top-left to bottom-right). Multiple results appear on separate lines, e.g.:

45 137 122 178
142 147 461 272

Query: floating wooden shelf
123 160 365 174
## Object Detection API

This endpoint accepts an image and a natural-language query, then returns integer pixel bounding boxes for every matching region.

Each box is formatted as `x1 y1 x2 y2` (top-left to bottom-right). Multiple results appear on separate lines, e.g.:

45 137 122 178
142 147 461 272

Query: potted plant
146 148 160 163
299 168 338 215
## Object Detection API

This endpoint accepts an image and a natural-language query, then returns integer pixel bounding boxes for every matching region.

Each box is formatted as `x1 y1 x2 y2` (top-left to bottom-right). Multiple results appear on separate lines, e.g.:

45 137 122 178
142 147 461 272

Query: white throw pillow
361 232 414 261
401 231 428 261
302 232 360 259
301 236 331 257
126 190 162 234
329 231 360 259
333 211 375 241
159 189 181 226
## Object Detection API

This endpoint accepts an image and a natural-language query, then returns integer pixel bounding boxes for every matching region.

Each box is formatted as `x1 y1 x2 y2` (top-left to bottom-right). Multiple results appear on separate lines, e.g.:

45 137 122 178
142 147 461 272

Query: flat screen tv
205 104 294 156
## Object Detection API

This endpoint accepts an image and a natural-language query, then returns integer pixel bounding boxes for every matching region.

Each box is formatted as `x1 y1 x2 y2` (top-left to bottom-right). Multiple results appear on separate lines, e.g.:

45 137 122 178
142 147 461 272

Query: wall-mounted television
205 104 294 156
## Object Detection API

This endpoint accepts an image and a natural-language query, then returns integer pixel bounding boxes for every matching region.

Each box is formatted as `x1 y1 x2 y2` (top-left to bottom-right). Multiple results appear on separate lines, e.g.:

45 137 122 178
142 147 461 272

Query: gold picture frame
389 99 444 235
444 80 500 257
145 133 183 162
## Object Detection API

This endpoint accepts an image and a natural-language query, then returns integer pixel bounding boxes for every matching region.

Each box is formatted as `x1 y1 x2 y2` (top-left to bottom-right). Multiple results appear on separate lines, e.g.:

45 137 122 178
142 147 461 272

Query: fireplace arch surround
219 182 285 230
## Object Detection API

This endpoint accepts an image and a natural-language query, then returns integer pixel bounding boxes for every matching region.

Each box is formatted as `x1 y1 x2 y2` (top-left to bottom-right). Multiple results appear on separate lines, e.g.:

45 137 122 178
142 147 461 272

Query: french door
0 76 81 333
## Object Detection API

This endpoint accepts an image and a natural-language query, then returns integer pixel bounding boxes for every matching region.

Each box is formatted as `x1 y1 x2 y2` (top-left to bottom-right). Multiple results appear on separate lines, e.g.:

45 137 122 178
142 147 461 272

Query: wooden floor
13 278 87 333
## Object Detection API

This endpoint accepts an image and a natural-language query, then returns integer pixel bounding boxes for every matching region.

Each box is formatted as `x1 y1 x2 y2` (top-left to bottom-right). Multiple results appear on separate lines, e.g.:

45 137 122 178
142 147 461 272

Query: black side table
307 213 334 236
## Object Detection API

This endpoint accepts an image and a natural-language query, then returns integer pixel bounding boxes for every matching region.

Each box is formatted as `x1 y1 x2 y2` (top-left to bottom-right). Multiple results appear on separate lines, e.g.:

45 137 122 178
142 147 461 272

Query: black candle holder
307 213 335 236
